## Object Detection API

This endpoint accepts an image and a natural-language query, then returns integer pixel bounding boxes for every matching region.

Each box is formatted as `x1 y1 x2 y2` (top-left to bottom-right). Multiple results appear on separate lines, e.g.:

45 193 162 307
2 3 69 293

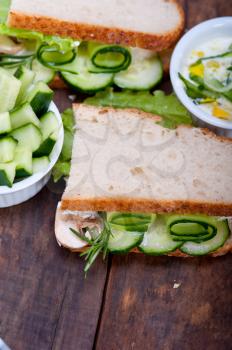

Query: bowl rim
170 16 232 130
0 101 64 195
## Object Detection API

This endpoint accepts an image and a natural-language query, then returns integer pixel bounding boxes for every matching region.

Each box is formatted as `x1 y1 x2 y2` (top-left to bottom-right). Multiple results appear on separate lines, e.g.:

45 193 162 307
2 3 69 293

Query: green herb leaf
52 160 70 183
61 108 75 133
52 108 75 182
70 216 112 274
70 228 93 244
85 88 192 129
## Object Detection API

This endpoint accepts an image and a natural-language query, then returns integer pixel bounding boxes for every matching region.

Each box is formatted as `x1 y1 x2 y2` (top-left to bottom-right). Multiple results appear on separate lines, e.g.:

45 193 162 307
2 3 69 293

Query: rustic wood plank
217 0 232 16
186 0 218 28
0 91 108 350
0 187 108 350
95 254 232 350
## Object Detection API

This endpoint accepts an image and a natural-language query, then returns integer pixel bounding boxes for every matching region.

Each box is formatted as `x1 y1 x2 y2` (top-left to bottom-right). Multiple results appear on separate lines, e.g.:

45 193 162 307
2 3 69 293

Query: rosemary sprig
70 215 112 274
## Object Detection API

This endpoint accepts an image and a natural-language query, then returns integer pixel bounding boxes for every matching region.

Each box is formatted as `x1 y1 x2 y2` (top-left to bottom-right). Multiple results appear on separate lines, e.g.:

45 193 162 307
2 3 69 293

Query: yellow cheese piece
212 105 230 119
206 60 220 69
189 63 204 78
192 50 205 58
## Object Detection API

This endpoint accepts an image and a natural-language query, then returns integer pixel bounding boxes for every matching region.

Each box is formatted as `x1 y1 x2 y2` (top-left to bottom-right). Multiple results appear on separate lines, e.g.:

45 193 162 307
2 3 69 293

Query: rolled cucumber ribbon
166 214 218 243
107 212 156 232
87 42 131 73
37 43 77 69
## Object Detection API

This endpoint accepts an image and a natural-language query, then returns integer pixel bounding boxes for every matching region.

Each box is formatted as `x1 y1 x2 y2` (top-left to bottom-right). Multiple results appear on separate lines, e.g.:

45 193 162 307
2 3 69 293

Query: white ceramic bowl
170 17 232 137
0 102 64 208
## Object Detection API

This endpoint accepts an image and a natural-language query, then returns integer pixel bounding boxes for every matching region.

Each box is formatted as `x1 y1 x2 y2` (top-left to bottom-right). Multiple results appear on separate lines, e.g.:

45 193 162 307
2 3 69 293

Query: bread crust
61 197 232 217
8 2 184 51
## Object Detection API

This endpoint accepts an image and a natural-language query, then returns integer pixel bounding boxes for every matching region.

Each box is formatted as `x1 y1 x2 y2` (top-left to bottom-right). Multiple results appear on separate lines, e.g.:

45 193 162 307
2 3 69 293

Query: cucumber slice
11 123 42 152
61 54 113 93
61 70 113 93
14 146 33 178
40 111 59 140
0 162 16 187
139 216 183 255
15 66 35 104
114 54 162 90
107 212 154 225
31 59 55 84
107 212 156 233
10 103 40 130
110 222 149 233
32 156 50 173
108 227 143 253
0 136 17 162
0 112 11 134
25 81 54 117
171 231 215 243
0 67 21 112
87 42 131 73
166 214 218 237
33 111 59 156
180 220 230 255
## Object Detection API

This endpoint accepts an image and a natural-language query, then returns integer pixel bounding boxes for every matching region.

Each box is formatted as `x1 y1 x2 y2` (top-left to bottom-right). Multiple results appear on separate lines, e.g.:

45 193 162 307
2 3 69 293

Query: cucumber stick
32 156 50 173
0 67 21 112
0 137 17 162
0 112 11 134
10 103 40 130
0 162 16 187
26 81 54 117
11 124 42 152
14 146 33 178
34 111 59 156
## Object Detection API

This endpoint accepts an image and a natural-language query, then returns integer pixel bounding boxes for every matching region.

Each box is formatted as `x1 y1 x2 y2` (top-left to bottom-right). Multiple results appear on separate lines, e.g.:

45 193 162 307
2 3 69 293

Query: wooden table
0 1 232 349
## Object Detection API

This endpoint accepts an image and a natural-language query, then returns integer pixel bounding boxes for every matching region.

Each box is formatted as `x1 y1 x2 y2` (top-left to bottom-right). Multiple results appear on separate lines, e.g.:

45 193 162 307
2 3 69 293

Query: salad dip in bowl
170 17 232 137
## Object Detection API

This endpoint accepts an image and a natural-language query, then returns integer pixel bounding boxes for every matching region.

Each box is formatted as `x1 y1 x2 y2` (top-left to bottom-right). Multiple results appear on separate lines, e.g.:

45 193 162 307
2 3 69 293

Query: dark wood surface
0 1 232 349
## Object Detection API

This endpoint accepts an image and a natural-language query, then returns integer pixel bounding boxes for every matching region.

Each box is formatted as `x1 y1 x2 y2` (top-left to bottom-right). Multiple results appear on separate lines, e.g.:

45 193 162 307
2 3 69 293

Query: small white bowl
0 102 64 208
170 17 232 137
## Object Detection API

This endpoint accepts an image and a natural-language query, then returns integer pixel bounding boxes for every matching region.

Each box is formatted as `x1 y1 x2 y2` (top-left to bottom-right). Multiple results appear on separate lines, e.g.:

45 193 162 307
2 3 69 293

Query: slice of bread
8 0 184 51
55 204 232 256
61 104 232 217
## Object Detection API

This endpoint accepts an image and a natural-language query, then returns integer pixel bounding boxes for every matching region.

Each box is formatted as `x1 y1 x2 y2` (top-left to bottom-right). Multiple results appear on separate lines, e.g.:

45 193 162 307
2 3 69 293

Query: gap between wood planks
92 255 112 350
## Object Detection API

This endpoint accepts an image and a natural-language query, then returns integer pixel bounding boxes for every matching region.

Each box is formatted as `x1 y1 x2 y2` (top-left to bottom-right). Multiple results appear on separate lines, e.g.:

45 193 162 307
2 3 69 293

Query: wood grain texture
95 254 232 350
0 1 232 350
0 188 108 350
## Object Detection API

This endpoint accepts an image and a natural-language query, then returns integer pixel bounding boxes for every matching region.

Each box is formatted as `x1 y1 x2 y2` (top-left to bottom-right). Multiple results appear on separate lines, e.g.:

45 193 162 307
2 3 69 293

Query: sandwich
0 0 184 91
55 104 232 272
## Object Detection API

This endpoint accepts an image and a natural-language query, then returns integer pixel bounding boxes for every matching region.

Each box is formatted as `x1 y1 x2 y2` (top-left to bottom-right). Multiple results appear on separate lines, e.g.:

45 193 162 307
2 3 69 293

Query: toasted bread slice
8 0 184 51
55 204 232 256
61 104 232 217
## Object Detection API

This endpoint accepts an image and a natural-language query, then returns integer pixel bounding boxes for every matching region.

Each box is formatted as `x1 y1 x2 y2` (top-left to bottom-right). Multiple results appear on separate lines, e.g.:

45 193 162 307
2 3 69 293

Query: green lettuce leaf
52 160 71 183
0 0 10 24
52 108 75 182
85 88 192 129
